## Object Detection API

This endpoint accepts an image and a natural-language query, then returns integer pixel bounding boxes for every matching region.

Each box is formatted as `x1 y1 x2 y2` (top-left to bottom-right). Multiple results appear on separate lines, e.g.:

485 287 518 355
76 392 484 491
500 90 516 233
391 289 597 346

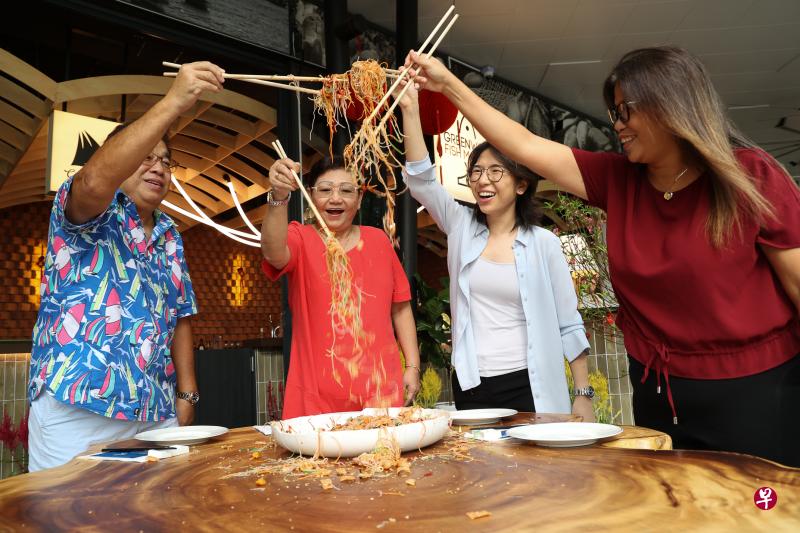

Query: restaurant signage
46 110 119 194
432 111 485 204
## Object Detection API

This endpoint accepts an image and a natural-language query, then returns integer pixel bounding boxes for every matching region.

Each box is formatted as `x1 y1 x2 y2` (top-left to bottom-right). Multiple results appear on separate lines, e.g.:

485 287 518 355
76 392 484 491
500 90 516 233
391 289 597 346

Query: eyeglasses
311 181 359 198
468 165 506 183
607 101 638 125
143 153 177 171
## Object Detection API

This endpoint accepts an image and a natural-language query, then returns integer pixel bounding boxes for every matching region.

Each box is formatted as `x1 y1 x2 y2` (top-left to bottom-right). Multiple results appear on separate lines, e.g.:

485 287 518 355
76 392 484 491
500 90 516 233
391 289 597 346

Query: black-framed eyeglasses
311 181 359 198
469 165 506 183
607 101 638 125
143 153 178 171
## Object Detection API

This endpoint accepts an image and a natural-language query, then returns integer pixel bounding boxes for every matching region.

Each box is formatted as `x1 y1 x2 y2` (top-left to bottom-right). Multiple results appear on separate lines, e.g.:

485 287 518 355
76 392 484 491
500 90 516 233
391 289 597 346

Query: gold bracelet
405 364 420 372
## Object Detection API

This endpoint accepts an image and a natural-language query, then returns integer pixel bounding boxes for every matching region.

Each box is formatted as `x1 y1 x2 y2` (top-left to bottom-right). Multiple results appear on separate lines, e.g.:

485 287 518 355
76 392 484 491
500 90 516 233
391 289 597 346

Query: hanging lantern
345 89 366 121
345 81 389 122
418 89 458 135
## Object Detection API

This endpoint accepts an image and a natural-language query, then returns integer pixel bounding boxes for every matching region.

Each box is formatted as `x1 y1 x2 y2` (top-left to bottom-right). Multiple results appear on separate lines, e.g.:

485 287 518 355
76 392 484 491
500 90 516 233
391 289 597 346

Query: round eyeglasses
311 181 359 198
607 101 638 125
468 165 506 183
143 153 178 171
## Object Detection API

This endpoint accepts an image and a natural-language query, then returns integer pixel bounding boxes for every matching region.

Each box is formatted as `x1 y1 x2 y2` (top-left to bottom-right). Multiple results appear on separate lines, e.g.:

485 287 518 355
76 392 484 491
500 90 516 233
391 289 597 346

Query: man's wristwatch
266 190 291 206
177 391 200 406
573 386 595 399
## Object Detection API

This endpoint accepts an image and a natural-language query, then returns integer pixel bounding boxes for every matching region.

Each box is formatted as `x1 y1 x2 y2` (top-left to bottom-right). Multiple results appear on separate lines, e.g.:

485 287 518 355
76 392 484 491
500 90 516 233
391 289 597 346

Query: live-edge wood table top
0 413 796 532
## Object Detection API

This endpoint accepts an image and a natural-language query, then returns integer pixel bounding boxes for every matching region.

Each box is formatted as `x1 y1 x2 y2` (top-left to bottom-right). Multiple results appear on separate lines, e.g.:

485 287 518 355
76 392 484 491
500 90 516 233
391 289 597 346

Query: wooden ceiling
0 49 566 257
0 49 327 231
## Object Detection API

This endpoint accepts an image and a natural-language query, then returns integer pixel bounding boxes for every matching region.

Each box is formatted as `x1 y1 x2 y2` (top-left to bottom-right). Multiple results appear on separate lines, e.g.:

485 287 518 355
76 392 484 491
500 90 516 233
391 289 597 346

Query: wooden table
0 415 797 532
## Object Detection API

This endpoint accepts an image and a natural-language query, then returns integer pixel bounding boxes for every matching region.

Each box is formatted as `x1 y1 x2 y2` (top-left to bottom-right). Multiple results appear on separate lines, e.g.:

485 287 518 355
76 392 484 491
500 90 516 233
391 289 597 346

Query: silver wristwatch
176 391 200 406
266 190 291 206
573 386 595 399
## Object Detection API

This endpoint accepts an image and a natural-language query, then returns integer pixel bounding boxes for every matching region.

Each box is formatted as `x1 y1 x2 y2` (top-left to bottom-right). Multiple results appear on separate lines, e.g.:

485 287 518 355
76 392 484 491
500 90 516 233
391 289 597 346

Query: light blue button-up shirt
406 157 589 414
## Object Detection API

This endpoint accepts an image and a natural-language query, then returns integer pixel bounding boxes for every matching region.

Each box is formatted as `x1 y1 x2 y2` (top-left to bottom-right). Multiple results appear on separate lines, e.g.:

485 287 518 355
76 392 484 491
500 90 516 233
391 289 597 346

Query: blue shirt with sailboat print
29 176 198 421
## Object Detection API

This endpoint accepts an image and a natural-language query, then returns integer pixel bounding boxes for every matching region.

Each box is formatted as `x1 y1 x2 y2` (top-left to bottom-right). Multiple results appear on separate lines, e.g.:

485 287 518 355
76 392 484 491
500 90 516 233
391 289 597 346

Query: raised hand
268 157 301 201
402 50 455 94
394 76 420 113
166 61 225 114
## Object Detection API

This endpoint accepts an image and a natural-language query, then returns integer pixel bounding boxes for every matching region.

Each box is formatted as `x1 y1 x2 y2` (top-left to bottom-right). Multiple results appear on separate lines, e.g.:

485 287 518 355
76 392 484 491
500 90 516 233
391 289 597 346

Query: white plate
449 408 518 425
271 408 451 458
135 425 229 446
507 422 622 447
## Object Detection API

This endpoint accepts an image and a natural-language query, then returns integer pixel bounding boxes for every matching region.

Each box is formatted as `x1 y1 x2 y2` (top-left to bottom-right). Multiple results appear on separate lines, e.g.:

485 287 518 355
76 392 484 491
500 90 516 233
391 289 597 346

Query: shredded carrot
312 59 404 247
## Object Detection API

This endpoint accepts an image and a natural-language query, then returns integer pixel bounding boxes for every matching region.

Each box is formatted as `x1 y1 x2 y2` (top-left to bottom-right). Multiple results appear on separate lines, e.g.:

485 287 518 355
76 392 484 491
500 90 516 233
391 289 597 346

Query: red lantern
345 81 389 122
418 89 458 135
345 88 366 121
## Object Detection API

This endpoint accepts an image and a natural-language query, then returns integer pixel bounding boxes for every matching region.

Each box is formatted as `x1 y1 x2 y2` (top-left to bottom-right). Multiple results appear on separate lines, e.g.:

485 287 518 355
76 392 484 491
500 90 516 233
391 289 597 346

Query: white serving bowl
270 407 451 458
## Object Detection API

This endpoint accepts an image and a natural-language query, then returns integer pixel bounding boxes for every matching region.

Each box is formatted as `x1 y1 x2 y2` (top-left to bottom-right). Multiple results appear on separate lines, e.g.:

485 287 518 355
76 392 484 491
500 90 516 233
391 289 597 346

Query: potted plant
412 274 452 409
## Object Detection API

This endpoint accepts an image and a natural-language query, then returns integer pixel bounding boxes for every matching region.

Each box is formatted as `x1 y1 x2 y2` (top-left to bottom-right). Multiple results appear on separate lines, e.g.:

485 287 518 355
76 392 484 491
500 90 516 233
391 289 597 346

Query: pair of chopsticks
162 65 402 97
162 6 457 104
162 61 321 95
353 5 459 135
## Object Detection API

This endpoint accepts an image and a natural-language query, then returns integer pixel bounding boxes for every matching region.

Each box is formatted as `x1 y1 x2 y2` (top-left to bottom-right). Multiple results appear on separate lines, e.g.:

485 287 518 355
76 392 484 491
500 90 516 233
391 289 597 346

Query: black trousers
629 354 800 467
452 368 536 412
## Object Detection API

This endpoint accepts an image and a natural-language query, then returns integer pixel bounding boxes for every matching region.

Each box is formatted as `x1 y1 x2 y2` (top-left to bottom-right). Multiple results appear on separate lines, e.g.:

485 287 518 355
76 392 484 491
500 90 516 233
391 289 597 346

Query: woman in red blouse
405 46 800 466
260 156 421 419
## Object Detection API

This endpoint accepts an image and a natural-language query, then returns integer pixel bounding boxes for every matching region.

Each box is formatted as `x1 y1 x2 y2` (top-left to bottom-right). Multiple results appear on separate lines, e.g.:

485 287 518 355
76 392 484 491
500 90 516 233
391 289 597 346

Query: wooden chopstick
161 62 320 96
377 12 460 130
360 5 457 127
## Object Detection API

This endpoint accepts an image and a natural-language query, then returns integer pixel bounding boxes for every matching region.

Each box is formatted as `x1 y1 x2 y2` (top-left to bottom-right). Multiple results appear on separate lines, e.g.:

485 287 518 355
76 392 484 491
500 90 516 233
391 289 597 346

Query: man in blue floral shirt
28 62 225 471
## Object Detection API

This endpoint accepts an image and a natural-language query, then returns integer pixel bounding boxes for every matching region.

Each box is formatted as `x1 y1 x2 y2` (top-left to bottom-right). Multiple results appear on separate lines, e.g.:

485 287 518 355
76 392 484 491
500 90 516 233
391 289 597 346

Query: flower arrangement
0 409 29 475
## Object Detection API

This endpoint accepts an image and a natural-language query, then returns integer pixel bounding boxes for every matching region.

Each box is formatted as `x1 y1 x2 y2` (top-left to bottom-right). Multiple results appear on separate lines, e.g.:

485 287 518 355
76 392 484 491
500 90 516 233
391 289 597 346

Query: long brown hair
603 46 783 247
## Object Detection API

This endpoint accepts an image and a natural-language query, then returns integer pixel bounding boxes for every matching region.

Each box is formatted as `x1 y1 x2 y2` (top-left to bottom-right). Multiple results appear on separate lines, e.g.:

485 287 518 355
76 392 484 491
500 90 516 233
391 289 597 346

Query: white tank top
468 257 528 377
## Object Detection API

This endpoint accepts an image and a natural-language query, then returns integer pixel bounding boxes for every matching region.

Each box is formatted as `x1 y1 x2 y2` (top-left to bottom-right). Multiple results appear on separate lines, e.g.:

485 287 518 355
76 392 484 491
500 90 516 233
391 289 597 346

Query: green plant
414 274 452 370
544 192 618 330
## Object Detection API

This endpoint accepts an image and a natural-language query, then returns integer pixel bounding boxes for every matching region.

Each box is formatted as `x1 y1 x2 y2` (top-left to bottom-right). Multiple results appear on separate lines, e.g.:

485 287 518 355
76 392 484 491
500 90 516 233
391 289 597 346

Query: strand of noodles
344 9 459 246
313 74 353 158
272 140 368 386
312 59 399 147
347 60 389 121
342 59 403 249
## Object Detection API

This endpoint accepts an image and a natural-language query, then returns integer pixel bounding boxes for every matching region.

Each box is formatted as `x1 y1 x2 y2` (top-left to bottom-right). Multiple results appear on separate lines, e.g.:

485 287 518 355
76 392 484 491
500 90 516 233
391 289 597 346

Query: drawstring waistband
642 342 678 425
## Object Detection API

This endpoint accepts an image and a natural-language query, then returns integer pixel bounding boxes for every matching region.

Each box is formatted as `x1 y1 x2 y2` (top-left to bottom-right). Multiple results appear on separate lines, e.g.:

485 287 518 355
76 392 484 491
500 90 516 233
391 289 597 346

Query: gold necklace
662 167 689 200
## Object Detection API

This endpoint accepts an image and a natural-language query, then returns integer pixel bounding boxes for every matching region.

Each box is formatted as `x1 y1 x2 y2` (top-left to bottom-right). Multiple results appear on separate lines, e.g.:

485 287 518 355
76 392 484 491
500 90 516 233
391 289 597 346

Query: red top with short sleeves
573 147 800 387
262 222 411 419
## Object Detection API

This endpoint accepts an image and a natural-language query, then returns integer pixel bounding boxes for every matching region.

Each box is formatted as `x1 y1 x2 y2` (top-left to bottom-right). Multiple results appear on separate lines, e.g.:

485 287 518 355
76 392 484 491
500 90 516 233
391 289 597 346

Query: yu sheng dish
271 407 451 458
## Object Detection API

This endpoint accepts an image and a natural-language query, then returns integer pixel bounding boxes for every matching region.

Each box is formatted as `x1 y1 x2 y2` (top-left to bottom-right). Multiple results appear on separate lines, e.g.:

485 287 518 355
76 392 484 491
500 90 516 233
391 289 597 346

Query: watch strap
177 391 200 405
266 190 291 206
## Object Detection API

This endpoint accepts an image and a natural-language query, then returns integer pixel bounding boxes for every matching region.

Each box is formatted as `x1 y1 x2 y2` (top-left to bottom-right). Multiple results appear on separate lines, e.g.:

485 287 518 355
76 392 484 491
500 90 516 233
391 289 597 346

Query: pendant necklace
662 167 689 200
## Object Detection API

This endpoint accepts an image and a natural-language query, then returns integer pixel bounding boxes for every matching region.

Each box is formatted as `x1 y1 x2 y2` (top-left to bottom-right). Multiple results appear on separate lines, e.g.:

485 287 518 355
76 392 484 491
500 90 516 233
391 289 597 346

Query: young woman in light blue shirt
398 84 594 420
